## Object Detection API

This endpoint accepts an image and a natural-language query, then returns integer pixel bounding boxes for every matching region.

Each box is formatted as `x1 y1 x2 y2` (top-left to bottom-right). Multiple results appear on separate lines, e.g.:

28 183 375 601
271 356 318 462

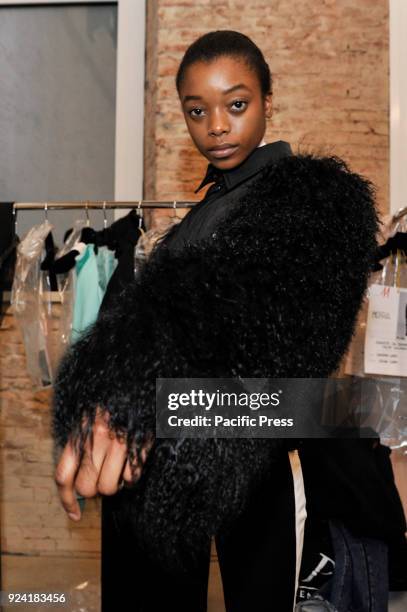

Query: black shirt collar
194 140 293 194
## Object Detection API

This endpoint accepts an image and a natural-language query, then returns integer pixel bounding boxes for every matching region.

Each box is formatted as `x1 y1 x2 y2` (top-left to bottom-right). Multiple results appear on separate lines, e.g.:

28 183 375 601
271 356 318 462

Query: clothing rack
12 200 197 211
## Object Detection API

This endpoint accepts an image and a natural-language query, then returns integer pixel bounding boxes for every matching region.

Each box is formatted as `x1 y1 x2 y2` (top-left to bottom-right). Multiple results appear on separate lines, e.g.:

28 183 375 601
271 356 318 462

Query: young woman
53 31 405 611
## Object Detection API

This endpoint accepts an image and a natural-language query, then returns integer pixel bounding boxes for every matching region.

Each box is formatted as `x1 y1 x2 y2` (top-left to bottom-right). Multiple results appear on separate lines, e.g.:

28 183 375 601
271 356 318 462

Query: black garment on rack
0 203 18 330
41 232 59 291
0 203 17 292
373 231 407 270
99 210 146 312
40 211 146 301
41 227 103 276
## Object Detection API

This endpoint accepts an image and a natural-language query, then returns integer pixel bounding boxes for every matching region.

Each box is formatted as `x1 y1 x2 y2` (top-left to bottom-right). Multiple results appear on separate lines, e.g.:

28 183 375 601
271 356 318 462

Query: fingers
54 439 82 521
55 410 112 520
122 436 155 486
55 411 155 521
98 432 155 492
122 457 142 485
142 436 154 461
74 410 115 497
122 457 134 483
74 435 105 498
97 436 129 495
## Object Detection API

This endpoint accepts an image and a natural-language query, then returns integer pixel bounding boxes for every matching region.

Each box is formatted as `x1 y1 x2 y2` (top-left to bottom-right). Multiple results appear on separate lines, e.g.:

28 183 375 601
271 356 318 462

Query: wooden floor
1 551 406 611
0 544 226 612
1 452 405 611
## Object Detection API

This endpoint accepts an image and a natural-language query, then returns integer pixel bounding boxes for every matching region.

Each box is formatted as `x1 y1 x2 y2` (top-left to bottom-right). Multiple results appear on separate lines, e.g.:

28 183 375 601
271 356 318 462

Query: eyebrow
182 83 251 104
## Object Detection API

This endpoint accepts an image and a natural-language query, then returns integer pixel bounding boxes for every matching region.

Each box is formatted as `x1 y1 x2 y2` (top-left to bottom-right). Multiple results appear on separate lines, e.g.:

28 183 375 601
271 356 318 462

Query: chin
211 155 245 170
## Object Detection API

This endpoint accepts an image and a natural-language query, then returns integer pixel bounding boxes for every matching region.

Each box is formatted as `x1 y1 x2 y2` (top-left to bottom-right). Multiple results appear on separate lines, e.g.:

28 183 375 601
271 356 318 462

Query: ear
264 93 272 119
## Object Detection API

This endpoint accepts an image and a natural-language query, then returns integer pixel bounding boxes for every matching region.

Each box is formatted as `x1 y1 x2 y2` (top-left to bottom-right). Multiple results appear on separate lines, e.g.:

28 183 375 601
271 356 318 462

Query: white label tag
364 283 407 376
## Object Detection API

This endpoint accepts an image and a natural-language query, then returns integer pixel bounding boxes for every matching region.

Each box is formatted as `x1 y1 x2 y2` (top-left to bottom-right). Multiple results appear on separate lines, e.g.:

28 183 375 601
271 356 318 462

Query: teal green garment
71 245 117 343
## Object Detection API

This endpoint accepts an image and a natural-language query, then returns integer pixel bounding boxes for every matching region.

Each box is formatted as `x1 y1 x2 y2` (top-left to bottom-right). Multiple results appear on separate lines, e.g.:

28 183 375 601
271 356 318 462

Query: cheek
232 107 265 139
185 116 207 139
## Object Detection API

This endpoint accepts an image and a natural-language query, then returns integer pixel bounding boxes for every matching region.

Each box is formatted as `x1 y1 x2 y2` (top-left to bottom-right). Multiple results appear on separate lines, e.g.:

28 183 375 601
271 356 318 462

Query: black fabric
0 203 17 292
48 250 80 274
99 210 146 311
299 438 407 592
163 140 293 251
102 453 297 612
42 212 146 301
373 231 407 271
100 142 298 610
0 202 17 328
53 146 383 579
194 164 225 194
43 226 102 276
0 203 15 258
40 232 59 291
216 453 297 611
299 439 406 542
194 139 292 194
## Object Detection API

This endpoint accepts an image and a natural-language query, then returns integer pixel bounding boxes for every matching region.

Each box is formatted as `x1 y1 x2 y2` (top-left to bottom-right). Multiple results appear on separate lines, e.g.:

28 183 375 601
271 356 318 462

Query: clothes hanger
171 200 181 220
39 202 59 289
45 202 96 274
85 201 90 227
12 206 18 236
137 201 146 236
79 201 100 245
103 201 108 229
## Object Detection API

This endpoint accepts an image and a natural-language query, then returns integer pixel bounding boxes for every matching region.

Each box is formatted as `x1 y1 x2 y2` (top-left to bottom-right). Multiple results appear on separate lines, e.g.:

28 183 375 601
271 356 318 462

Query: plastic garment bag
344 213 407 452
53 220 87 352
134 215 181 275
11 220 56 388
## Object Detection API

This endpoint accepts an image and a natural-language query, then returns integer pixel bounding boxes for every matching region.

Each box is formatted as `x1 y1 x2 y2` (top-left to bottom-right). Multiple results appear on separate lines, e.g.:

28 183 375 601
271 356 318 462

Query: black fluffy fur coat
52 153 379 573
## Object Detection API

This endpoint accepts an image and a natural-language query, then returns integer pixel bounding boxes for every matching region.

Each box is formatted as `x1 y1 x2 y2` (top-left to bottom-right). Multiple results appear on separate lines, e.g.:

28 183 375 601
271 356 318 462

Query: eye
188 107 205 118
230 100 248 112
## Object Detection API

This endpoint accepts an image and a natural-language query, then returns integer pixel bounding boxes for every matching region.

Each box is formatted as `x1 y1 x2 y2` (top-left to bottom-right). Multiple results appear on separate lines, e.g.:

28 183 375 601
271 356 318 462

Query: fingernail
68 512 80 521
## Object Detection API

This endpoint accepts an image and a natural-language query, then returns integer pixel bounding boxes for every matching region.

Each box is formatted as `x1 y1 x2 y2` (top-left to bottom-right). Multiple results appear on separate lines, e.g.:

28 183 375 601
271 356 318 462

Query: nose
208 109 230 137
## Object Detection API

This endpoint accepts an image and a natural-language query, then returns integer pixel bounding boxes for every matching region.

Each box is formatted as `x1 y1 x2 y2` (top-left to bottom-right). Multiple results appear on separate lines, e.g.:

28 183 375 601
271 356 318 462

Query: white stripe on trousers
288 450 307 612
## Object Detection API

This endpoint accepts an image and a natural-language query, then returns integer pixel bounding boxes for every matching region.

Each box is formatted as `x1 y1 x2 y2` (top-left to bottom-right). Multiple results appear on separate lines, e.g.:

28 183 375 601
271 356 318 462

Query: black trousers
101 453 296 612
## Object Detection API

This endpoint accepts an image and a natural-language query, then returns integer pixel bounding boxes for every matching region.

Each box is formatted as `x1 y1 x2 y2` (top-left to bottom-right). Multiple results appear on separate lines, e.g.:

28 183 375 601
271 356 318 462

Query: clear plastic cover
134 215 181 275
10 220 56 389
344 214 407 451
55 220 87 352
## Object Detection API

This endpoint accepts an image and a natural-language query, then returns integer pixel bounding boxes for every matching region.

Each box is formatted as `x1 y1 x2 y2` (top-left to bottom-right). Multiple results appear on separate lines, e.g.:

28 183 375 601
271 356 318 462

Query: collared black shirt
158 140 292 252
194 139 292 196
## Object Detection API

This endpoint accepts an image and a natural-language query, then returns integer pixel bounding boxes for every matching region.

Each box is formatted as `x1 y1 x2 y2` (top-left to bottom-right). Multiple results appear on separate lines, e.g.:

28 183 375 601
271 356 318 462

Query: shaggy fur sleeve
52 153 379 569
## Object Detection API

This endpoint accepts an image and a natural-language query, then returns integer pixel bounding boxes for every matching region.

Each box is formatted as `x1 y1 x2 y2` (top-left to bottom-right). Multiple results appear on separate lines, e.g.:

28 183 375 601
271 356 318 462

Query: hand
54 407 153 522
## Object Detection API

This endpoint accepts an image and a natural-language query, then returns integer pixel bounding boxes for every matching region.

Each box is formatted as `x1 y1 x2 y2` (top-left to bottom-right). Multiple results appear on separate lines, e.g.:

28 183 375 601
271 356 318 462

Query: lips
208 144 239 159
210 143 237 150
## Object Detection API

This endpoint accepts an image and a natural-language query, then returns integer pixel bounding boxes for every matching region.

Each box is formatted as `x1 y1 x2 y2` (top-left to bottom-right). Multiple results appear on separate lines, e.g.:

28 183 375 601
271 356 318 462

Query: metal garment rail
11 201 197 233
12 201 197 211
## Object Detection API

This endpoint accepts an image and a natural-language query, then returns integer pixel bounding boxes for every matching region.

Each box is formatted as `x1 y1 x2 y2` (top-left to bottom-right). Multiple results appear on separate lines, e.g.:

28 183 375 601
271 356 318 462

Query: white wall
114 0 146 206
0 0 146 215
390 0 407 214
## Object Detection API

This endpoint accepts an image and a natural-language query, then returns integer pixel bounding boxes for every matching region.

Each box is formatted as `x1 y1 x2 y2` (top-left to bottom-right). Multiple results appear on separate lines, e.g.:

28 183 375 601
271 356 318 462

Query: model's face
179 56 272 170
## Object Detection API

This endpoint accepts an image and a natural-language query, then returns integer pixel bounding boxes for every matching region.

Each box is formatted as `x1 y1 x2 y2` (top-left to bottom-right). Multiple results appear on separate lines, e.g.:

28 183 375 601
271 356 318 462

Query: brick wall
0 303 100 558
144 0 390 214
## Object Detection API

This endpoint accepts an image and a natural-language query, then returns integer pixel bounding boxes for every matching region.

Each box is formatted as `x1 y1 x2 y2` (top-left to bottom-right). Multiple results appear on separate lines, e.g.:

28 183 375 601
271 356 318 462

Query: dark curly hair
175 30 272 97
